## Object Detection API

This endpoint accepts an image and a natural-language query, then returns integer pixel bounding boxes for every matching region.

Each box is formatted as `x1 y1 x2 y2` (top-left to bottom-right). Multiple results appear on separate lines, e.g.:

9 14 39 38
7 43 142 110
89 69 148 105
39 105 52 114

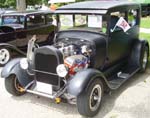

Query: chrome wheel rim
89 84 102 111
142 50 148 69
0 49 10 65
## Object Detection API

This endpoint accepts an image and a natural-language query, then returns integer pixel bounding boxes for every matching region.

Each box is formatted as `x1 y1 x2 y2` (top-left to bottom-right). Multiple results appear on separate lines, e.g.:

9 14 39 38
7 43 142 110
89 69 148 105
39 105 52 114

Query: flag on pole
115 17 131 32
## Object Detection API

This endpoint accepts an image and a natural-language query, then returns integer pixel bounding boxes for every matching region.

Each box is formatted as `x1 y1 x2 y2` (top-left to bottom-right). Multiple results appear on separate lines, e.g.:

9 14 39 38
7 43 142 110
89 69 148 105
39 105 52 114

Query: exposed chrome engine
64 55 89 76
24 36 95 104
54 38 94 77
54 38 93 57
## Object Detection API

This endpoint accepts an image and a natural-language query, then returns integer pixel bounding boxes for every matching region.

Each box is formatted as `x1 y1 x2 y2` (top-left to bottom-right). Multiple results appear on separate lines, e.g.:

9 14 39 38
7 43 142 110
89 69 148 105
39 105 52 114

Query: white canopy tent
48 0 75 4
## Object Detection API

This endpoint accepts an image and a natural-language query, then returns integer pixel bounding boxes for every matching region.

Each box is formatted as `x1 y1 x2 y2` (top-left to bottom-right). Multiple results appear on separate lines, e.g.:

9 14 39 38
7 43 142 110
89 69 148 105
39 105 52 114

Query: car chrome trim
0 48 10 64
27 89 56 99
142 50 148 69
89 84 102 111
33 69 58 76
26 84 67 99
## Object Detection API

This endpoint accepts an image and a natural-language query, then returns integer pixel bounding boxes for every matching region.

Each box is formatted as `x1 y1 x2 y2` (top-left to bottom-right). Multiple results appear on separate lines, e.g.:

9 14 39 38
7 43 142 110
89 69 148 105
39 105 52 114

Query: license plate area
34 81 53 95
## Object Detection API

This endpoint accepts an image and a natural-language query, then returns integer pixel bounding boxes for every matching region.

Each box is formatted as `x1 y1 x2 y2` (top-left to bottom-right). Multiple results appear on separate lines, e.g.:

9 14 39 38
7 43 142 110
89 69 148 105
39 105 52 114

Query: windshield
2 15 25 27
59 14 107 33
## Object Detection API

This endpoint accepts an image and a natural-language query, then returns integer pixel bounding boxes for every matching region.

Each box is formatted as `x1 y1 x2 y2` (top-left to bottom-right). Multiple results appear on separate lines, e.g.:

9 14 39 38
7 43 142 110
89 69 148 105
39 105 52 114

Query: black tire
0 48 11 67
5 75 25 96
77 78 103 117
139 46 149 72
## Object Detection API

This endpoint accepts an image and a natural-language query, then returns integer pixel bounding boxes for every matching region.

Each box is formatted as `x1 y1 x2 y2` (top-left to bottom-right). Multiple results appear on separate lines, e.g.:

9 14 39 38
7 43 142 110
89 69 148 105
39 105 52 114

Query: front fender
67 69 108 97
1 58 33 87
1 58 21 78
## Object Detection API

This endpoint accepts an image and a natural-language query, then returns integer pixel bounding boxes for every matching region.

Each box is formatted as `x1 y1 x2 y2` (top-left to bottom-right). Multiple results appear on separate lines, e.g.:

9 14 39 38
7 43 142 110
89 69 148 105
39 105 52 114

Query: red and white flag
116 17 131 32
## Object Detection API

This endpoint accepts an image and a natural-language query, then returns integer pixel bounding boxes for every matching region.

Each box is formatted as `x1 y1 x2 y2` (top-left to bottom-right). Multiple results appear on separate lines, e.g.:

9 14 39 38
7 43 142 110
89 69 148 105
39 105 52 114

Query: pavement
1 68 150 118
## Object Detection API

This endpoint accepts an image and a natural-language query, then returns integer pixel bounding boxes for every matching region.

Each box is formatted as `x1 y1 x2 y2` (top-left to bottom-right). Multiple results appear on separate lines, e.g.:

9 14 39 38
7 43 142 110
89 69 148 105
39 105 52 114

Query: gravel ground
1 68 150 118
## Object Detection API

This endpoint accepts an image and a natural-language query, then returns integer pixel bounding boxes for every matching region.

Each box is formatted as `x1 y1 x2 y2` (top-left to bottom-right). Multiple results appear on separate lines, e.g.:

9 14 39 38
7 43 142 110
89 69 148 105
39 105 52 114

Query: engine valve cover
64 55 88 75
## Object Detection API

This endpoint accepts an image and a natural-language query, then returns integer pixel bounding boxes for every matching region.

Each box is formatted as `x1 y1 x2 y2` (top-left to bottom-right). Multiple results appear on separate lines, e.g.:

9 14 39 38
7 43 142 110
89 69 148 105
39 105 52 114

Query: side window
110 11 132 32
46 14 53 24
128 9 138 26
19 16 25 25
110 12 126 31
27 14 45 28
102 16 107 33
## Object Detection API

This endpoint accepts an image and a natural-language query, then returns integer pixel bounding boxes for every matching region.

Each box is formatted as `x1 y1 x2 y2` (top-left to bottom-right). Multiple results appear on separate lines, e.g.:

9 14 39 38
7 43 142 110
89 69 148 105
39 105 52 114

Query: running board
107 64 140 90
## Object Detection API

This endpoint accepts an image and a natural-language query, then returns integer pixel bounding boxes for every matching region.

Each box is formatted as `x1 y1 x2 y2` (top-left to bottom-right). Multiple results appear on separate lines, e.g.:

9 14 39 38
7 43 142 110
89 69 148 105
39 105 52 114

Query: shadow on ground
11 71 150 118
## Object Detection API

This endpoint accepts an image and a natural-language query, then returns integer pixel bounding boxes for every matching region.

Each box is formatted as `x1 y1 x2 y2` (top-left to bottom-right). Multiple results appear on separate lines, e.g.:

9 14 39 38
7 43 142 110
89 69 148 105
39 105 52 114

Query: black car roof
2 10 53 16
56 1 140 14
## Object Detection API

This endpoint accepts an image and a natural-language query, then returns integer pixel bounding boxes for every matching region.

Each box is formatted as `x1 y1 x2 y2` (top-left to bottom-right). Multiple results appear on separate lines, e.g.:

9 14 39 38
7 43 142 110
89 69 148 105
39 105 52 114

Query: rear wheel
77 78 103 117
0 48 11 67
140 46 149 72
5 75 25 96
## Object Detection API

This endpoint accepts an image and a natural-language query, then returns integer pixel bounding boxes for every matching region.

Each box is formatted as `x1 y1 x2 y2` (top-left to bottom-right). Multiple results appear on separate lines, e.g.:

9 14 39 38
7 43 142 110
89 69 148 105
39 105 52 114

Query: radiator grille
34 46 63 86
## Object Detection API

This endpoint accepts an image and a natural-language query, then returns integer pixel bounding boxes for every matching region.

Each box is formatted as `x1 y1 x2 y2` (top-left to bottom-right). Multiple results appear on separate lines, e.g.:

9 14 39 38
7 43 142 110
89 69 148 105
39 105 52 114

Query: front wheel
139 46 149 72
5 75 26 96
77 78 103 117
0 48 11 66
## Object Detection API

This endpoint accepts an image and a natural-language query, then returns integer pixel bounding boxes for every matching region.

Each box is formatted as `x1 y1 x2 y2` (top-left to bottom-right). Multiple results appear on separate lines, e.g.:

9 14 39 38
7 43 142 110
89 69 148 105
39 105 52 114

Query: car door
26 13 54 45
107 11 131 67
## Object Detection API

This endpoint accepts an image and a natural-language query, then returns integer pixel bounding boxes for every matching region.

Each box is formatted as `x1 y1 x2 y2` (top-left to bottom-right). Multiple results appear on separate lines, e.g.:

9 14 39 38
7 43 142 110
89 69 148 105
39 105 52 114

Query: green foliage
0 3 5 8
140 17 150 63
140 17 150 28
42 0 48 5
26 0 49 5
56 0 85 7
26 0 42 5
0 0 49 8
76 0 85 2
0 0 86 8
0 0 16 8
5 0 16 7
0 0 5 7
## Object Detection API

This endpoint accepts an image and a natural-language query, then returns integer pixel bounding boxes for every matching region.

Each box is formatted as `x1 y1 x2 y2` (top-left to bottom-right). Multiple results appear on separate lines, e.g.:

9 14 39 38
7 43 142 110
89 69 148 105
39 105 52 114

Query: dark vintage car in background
1 1 149 117
0 8 16 25
0 10 55 66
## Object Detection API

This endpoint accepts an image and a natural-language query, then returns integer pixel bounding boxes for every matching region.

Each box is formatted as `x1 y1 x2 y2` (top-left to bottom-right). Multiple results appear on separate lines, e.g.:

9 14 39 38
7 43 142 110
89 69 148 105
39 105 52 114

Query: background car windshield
2 16 24 26
59 14 107 33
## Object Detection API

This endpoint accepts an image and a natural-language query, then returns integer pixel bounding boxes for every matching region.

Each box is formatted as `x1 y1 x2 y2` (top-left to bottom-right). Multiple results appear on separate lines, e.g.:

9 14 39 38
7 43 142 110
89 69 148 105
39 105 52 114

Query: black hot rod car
1 1 149 117
0 10 55 66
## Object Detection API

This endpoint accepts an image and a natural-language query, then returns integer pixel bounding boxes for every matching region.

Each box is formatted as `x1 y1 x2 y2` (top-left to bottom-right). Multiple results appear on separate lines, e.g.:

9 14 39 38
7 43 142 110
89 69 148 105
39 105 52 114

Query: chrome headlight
20 58 28 70
56 64 68 77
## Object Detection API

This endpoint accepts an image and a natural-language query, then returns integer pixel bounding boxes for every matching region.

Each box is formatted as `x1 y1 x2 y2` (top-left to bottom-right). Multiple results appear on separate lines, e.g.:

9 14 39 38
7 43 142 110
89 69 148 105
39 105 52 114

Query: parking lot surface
1 68 150 118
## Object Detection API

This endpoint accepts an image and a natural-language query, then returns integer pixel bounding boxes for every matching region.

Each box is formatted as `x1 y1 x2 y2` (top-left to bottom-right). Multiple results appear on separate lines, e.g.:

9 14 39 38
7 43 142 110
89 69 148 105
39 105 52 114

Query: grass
139 33 150 63
140 17 150 28
140 17 150 42
140 17 150 63
140 33 150 40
